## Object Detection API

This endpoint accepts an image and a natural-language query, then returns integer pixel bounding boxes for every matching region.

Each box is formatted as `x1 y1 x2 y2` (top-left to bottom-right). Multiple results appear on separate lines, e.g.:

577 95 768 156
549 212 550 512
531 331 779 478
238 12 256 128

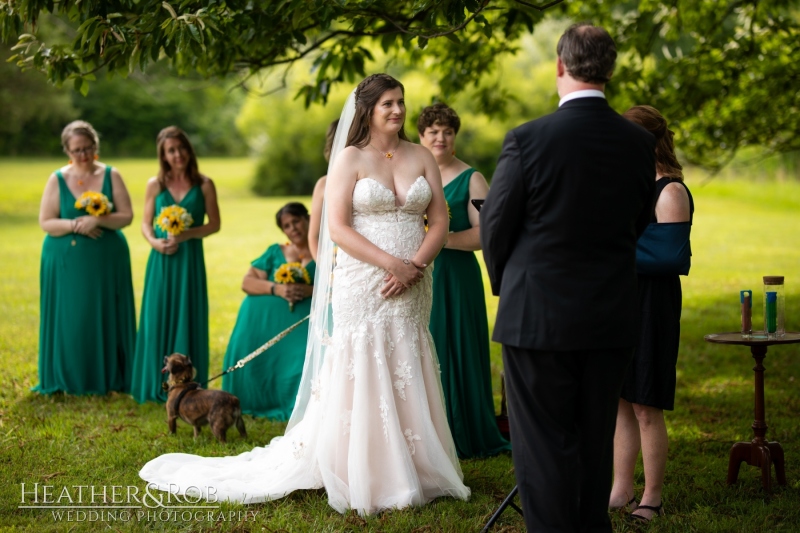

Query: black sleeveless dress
621 177 694 410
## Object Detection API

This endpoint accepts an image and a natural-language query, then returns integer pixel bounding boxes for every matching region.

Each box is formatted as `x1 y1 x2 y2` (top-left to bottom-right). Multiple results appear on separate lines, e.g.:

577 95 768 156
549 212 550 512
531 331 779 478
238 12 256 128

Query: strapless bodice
348 176 430 259
333 175 433 322
352 176 431 217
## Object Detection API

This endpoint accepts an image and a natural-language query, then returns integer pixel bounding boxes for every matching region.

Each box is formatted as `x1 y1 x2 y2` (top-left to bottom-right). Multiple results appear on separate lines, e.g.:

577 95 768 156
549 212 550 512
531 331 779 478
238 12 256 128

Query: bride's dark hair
346 73 410 148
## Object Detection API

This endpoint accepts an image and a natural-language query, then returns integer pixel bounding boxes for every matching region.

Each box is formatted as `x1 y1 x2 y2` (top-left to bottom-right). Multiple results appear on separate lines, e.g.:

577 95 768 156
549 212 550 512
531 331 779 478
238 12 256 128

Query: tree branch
240 30 351 69
512 0 566 11
352 1 489 39
425 1 490 39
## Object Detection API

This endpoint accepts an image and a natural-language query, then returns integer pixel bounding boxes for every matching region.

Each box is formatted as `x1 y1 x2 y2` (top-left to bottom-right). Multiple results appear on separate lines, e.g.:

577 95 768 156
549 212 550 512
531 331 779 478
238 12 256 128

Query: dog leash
200 314 311 386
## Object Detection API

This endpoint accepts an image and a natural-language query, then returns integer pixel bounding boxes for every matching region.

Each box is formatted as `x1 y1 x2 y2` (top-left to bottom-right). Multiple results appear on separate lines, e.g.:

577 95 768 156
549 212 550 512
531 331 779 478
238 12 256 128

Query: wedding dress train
139 175 470 515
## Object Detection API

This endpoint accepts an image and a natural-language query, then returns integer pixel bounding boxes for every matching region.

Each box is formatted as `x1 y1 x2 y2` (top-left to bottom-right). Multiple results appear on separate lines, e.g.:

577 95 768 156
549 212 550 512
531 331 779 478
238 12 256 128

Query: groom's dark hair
347 73 410 148
557 23 616 84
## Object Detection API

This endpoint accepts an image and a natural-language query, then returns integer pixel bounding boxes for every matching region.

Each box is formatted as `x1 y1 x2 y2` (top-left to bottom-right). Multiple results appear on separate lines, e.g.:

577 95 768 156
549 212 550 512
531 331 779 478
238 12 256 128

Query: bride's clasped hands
381 257 427 299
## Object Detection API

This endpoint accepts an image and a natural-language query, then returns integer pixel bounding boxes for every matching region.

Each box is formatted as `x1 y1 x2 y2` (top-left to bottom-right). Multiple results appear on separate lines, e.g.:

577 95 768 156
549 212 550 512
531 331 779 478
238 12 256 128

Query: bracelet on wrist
270 284 275 295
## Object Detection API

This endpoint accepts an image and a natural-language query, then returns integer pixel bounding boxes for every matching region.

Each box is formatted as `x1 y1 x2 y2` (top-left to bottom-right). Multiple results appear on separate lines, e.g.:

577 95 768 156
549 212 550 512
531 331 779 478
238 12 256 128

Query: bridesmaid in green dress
418 104 511 458
130 126 221 403
36 120 136 395
222 202 315 420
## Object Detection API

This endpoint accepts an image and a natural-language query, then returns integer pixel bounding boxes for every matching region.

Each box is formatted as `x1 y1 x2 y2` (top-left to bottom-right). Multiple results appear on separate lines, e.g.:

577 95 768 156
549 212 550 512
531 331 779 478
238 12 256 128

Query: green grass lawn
1 157 799 532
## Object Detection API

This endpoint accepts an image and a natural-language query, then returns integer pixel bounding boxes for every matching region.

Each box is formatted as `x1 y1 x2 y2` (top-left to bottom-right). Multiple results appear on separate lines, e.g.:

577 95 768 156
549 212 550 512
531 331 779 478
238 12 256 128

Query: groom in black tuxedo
480 23 656 532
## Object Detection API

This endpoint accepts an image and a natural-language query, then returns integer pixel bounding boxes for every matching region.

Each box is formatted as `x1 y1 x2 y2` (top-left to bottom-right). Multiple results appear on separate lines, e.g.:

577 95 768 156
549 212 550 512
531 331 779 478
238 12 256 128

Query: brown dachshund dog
162 353 247 443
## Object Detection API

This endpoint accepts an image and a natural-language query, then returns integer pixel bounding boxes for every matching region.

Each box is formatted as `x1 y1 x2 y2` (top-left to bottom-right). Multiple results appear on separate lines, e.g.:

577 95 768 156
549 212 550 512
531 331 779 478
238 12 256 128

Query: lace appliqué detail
393 361 412 401
410 327 421 357
386 337 396 358
404 428 421 456
379 396 389 442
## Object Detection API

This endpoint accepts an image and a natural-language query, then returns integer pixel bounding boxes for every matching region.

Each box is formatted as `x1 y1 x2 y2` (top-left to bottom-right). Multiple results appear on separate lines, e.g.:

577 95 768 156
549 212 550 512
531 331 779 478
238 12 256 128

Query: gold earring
93 154 99 160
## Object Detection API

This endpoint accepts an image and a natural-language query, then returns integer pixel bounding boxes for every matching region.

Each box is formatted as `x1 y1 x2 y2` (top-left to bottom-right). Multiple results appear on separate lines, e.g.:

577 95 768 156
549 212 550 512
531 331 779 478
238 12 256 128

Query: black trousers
502 345 634 533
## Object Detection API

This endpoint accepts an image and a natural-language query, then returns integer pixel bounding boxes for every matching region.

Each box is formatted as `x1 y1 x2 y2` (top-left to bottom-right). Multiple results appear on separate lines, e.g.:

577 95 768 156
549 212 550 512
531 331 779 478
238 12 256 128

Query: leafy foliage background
1 2 799 192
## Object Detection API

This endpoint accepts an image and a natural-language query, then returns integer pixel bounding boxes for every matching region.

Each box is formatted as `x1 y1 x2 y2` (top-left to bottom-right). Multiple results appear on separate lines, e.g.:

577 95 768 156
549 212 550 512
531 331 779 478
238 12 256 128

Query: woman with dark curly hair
418 102 511 459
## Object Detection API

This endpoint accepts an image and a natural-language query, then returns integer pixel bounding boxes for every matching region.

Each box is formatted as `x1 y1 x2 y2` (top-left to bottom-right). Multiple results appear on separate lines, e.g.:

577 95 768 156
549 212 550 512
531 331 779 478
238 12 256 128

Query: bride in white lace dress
139 74 470 516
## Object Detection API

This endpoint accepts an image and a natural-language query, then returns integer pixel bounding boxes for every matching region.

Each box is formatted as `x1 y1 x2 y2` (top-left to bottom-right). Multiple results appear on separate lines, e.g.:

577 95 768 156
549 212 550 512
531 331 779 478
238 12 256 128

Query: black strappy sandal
609 497 638 512
628 502 664 522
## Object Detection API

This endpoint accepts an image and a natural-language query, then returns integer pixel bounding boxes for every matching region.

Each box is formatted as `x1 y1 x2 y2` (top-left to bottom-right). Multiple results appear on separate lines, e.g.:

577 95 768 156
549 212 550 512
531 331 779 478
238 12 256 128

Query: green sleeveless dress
35 166 136 395
131 185 209 403
222 244 315 420
429 168 511 458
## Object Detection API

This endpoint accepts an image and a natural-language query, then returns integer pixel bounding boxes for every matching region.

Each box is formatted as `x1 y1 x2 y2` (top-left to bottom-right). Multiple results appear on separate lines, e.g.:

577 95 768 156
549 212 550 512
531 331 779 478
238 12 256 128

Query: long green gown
222 244 315 420
429 168 512 458
131 185 209 403
35 166 136 395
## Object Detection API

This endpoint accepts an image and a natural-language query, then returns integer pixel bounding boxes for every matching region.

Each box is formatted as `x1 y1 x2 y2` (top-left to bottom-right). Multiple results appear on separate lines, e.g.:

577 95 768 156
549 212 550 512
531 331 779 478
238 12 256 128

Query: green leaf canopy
2 0 798 169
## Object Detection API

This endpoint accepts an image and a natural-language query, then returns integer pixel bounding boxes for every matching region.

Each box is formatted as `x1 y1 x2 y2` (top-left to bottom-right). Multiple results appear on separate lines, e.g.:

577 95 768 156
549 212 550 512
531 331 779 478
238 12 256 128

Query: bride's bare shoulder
402 141 431 156
403 141 436 164
329 145 365 181
337 145 364 161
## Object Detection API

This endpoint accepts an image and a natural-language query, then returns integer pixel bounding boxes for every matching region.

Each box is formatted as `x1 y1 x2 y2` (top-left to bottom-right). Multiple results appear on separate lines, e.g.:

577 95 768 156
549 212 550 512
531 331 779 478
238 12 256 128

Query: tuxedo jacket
480 96 656 351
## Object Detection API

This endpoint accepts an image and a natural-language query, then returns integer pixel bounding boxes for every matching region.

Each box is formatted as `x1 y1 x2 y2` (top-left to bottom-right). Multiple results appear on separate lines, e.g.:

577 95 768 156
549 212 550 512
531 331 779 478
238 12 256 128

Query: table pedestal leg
768 442 786 485
726 345 786 492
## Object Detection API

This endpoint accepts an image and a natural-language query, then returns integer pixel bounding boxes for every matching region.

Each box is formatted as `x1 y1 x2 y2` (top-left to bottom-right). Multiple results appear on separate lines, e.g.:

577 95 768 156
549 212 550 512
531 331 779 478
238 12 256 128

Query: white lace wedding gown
139 175 470 515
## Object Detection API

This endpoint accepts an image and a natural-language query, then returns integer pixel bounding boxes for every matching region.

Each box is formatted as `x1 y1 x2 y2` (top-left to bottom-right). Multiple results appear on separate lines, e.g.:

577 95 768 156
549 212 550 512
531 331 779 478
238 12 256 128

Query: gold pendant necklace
369 142 399 159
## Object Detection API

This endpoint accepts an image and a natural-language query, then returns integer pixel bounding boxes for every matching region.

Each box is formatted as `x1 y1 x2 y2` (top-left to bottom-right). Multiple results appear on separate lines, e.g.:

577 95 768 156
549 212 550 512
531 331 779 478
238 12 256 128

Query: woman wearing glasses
35 120 136 395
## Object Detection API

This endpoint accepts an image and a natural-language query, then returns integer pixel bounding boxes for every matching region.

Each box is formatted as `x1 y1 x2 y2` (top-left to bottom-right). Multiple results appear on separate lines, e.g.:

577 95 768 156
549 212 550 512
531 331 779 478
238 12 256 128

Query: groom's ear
556 56 566 78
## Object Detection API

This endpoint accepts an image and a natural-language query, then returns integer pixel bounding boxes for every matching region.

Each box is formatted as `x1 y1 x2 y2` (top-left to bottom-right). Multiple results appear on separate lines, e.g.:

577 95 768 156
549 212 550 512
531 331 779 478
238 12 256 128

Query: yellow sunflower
156 205 194 236
274 264 296 284
165 215 185 234
74 191 113 216
274 262 311 311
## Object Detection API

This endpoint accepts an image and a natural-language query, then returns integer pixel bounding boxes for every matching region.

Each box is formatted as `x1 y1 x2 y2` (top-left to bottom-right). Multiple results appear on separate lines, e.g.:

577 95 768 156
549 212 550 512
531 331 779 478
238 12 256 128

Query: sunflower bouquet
156 205 194 237
274 262 312 311
74 191 113 216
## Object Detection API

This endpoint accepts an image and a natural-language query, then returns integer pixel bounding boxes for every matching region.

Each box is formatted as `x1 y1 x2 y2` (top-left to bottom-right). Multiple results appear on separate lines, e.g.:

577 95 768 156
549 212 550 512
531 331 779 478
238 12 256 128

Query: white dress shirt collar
558 89 606 107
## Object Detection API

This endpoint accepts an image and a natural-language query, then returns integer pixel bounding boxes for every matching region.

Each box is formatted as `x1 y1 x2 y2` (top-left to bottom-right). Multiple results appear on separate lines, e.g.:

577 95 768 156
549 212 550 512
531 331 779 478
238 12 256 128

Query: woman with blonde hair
130 126 221 403
36 120 136 394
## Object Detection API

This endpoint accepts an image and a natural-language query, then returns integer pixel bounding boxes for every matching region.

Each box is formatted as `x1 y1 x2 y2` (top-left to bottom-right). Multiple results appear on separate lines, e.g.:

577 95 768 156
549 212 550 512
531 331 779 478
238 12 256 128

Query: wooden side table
704 332 800 491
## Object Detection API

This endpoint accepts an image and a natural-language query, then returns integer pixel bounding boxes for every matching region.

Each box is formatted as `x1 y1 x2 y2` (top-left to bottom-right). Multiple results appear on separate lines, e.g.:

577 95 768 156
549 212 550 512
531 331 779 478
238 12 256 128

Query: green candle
765 291 777 333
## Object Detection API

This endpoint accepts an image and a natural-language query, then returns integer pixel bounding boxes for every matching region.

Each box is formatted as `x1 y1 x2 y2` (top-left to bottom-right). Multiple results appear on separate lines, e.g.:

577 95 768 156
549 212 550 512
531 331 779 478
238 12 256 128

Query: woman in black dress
609 105 694 522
